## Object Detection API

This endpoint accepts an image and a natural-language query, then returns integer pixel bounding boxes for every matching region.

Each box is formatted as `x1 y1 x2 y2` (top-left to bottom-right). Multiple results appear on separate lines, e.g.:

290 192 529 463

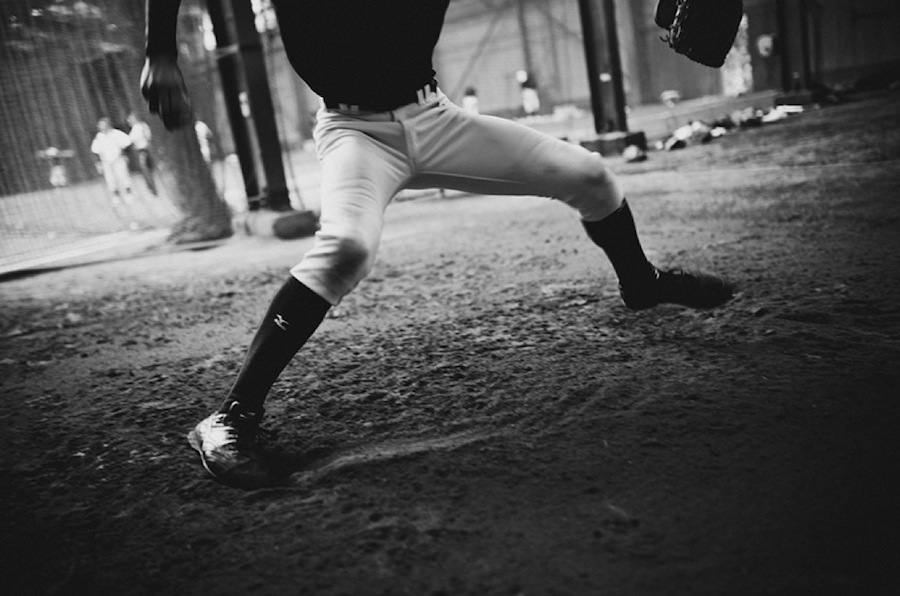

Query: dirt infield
2 93 899 596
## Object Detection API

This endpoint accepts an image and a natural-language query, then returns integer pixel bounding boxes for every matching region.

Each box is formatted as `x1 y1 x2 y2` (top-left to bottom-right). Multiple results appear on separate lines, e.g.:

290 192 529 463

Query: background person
462 86 480 114
517 70 541 116
91 117 133 204
195 119 214 165
127 112 158 195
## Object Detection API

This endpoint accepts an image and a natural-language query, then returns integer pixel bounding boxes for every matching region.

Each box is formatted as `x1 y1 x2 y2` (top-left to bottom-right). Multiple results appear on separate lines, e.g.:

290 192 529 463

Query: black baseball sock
220 277 331 415
582 198 657 288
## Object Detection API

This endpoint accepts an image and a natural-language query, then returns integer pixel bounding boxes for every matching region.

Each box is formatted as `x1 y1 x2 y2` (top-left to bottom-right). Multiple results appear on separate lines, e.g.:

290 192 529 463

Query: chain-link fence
0 0 246 275
1 1 176 273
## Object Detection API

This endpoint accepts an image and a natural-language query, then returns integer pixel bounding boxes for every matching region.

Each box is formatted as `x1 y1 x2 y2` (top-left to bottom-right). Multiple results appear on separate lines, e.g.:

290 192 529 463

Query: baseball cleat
187 401 273 489
620 267 734 310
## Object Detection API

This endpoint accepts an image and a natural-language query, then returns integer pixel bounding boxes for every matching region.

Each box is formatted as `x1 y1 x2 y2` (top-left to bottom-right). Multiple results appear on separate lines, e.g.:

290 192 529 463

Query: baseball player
142 0 734 488
127 112 158 196
91 117 133 203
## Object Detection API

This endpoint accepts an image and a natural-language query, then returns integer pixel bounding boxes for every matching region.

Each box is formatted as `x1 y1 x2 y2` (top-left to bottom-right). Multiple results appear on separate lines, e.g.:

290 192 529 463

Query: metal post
776 0 792 92
206 0 260 204
577 0 605 135
576 0 646 154
228 0 291 211
799 0 813 88
516 0 535 82
602 0 628 132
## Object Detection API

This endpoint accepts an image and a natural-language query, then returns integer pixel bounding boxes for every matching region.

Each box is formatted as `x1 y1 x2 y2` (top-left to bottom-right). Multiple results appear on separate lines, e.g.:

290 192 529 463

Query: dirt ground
2 93 899 596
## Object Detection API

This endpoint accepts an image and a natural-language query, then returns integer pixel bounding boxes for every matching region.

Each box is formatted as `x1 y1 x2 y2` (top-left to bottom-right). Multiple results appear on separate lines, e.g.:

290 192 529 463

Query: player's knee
330 236 374 281
579 153 616 192
560 152 623 219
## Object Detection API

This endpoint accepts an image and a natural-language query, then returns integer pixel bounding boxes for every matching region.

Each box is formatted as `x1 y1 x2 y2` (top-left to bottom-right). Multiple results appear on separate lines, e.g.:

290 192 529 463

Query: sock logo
273 314 290 331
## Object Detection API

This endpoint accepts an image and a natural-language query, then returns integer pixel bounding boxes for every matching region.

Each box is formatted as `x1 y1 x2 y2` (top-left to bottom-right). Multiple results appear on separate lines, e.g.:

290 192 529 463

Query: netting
0 0 328 275
0 0 255 274
0 0 181 272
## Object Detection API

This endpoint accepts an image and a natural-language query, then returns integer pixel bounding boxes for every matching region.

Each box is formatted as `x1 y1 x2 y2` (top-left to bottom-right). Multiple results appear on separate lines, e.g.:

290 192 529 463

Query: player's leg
187 274 332 488
101 163 121 204
412 100 733 309
189 122 408 486
112 157 133 201
140 150 158 195
223 130 402 412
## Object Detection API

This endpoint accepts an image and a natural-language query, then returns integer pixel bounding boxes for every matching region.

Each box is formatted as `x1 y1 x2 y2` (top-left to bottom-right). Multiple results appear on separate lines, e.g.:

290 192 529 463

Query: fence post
228 0 291 211
577 0 606 135
576 0 646 155
206 0 291 212
206 0 260 206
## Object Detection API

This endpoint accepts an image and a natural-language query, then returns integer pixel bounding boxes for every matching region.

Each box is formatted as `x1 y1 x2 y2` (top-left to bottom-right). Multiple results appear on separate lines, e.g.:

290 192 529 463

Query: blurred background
2 0 899 275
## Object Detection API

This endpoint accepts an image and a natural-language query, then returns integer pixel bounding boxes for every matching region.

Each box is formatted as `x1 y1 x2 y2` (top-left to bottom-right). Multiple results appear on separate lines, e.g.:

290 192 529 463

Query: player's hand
140 54 193 130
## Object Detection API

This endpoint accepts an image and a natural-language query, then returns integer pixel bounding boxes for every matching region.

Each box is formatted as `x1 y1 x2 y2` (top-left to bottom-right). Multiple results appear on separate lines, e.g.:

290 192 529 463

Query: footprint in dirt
238 427 502 491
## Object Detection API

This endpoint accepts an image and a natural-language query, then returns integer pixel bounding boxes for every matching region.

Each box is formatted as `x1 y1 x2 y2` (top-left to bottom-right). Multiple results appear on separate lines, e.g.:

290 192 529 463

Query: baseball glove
655 0 744 68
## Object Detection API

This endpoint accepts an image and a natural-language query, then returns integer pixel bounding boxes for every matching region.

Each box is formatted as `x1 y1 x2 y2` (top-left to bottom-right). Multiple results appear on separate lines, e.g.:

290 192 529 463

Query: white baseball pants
291 89 624 305
101 156 132 195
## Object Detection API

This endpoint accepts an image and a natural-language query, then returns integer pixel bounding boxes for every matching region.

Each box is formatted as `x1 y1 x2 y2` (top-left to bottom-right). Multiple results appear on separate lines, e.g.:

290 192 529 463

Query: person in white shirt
461 86 479 115
195 120 214 165
517 70 540 116
127 112 158 195
91 117 133 202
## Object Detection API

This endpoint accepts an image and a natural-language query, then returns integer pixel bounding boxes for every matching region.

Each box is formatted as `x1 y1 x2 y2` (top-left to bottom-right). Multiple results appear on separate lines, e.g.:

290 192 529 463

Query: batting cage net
0 0 240 275
1 0 597 276
1 1 160 273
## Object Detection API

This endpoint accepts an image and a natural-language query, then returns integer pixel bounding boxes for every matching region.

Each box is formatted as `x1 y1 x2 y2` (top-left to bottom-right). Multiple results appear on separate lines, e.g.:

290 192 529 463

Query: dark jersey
271 0 451 109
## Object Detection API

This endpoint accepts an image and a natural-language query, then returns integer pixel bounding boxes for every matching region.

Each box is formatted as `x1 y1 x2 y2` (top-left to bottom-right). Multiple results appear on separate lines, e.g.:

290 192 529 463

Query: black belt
324 80 439 113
